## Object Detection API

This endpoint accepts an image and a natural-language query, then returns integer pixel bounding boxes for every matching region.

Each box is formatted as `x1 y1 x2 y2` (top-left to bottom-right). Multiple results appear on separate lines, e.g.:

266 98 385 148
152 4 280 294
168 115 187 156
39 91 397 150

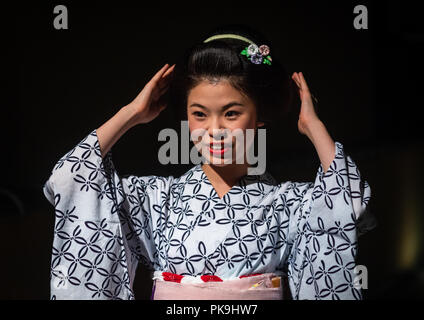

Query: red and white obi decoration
153 271 264 284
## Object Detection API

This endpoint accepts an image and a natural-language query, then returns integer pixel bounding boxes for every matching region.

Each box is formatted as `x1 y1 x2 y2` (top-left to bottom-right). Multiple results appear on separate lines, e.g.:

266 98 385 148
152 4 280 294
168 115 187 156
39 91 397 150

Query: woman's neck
201 163 250 198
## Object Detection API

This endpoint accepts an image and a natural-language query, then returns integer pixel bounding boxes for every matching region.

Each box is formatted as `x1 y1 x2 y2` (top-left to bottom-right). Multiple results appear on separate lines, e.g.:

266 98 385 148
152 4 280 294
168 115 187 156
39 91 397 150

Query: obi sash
151 272 289 300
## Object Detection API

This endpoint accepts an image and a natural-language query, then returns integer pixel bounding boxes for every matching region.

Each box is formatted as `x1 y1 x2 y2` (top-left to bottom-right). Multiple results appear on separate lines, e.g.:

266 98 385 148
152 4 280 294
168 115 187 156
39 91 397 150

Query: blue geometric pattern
43 129 372 300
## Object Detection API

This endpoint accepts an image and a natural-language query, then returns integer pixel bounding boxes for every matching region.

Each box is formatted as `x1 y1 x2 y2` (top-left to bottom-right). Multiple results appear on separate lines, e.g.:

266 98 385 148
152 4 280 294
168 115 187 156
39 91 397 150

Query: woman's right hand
126 63 175 125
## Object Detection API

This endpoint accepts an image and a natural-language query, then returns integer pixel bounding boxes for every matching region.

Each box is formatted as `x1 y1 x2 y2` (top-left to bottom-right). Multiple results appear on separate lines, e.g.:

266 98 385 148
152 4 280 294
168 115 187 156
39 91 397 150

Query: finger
159 75 174 92
158 76 171 90
157 66 175 89
292 75 302 90
292 72 300 80
291 73 301 87
298 72 310 92
162 64 175 79
151 63 171 84
160 70 174 84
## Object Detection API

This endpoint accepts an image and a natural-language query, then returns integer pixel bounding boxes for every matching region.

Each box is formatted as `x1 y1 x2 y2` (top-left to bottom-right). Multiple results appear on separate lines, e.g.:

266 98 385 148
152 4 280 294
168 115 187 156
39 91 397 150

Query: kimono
42 129 374 300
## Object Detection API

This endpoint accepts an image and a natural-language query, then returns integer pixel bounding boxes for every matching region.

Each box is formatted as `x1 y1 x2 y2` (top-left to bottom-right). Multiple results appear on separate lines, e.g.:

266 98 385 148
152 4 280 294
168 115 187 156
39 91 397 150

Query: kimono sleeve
42 129 172 300
284 141 374 300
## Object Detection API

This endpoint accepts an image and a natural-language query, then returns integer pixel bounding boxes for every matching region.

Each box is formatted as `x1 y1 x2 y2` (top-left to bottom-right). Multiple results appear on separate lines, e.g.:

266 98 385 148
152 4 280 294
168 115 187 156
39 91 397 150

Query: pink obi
151 271 289 300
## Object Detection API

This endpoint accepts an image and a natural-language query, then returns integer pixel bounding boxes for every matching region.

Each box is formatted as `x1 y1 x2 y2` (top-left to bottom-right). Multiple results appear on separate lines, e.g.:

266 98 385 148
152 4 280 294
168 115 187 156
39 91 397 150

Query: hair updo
168 24 293 128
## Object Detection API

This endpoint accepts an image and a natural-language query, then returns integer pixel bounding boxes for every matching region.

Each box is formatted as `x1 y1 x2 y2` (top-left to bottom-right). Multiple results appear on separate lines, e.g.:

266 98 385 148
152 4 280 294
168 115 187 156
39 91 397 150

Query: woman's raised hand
291 72 336 173
127 63 175 125
291 72 320 137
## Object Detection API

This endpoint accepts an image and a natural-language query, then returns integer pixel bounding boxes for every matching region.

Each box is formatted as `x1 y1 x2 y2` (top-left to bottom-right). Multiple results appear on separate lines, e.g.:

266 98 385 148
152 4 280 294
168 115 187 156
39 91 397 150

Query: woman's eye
192 111 205 117
225 111 240 118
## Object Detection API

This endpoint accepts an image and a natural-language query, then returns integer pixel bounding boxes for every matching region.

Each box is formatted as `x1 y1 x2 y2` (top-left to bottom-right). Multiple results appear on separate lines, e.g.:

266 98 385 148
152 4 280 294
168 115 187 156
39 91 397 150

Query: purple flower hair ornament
240 44 272 65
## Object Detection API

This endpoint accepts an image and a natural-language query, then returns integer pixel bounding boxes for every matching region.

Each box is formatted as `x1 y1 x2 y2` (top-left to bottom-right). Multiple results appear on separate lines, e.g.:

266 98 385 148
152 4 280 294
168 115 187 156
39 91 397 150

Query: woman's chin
202 154 234 166
208 161 230 167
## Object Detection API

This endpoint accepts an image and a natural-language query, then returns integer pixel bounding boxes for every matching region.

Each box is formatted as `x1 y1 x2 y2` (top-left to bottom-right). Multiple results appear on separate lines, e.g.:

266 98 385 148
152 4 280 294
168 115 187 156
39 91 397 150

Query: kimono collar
177 164 279 219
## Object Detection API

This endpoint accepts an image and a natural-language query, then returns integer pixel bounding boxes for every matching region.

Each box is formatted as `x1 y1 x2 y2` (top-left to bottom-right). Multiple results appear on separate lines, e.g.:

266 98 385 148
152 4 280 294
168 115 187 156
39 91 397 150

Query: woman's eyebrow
189 102 244 110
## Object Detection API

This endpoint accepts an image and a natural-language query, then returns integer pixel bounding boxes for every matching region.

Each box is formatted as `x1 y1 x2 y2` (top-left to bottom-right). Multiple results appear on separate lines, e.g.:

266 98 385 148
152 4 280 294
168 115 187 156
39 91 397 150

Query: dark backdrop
2 0 423 299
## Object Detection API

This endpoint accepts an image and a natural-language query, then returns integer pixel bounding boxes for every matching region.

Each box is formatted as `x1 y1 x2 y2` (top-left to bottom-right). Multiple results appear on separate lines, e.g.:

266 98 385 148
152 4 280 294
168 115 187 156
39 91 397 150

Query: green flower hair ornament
240 44 272 65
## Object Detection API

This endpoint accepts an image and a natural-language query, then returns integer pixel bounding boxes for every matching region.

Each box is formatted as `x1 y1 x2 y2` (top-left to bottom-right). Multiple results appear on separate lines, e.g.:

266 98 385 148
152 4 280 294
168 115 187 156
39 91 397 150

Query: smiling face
187 79 264 166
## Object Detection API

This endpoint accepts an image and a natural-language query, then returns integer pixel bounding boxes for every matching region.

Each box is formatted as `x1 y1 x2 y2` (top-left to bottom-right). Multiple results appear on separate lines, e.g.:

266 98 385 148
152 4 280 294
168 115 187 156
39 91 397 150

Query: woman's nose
209 130 231 143
208 118 224 138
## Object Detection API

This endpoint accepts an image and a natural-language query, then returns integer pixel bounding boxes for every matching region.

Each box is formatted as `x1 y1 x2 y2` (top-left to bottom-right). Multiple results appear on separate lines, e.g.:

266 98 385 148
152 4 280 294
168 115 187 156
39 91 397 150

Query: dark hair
168 24 293 128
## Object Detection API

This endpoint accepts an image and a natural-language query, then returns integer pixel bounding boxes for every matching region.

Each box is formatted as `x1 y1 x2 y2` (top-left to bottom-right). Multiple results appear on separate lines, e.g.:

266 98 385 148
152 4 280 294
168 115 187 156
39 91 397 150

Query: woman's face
187 79 264 166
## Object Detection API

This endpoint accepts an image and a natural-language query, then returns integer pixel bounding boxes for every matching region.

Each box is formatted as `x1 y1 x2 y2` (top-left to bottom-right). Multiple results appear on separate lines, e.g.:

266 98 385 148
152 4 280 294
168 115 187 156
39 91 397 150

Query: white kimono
43 129 374 300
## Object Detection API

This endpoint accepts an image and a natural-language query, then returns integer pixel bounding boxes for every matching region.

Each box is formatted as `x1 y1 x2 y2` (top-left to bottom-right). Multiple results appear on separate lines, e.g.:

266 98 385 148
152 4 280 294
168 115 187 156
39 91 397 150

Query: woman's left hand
292 72 336 172
291 72 321 138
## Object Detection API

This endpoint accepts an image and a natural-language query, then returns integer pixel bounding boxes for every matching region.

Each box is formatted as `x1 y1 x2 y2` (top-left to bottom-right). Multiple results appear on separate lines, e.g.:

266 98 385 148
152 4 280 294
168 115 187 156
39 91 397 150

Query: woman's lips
208 146 228 155
207 143 232 156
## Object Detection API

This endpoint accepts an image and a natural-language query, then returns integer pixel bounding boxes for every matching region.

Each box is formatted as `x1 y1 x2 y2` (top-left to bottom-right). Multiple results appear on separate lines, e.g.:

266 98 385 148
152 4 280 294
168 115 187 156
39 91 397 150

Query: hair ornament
202 33 272 66
241 44 272 65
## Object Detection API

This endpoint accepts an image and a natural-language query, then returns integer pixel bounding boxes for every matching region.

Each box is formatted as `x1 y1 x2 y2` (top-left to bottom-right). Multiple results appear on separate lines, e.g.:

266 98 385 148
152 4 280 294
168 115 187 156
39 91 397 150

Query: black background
2 0 424 299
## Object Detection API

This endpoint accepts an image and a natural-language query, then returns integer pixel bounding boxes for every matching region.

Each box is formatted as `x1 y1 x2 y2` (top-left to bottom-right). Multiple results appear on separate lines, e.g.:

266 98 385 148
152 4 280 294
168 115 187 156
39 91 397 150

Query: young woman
43 25 373 300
